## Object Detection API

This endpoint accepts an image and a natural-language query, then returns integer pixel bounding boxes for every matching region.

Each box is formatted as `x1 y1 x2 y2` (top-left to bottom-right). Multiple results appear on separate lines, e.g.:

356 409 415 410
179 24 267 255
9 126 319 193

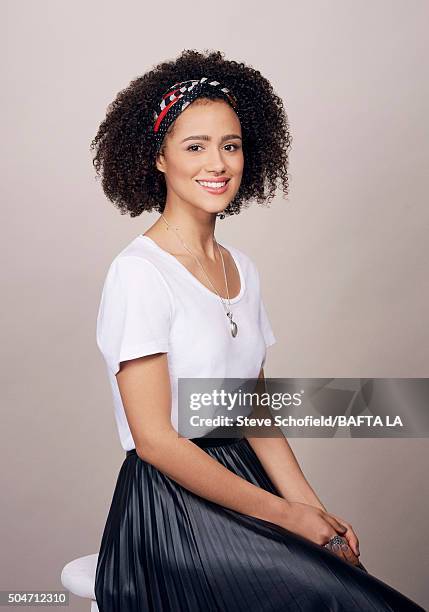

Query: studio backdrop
2 1 428 610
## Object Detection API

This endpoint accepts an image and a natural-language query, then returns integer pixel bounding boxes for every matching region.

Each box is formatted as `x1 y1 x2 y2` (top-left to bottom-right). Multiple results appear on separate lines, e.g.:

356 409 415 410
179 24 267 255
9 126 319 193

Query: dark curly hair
90 49 292 218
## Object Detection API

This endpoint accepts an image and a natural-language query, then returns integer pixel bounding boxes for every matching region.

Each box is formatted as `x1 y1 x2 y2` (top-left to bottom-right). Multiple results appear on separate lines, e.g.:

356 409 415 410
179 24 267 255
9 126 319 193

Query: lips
196 178 230 186
196 178 231 195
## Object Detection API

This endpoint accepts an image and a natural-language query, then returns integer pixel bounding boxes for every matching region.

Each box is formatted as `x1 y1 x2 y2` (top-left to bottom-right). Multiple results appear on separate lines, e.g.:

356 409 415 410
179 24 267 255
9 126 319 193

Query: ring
324 535 348 549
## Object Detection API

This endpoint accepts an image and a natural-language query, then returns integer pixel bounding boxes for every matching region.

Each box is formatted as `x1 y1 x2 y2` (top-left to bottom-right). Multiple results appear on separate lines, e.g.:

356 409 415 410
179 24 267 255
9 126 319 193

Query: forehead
171 99 241 136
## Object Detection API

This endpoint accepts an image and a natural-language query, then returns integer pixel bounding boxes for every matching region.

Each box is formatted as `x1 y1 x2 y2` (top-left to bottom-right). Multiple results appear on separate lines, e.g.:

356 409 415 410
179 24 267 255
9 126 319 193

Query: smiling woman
90 49 424 612
90 50 291 218
154 97 244 213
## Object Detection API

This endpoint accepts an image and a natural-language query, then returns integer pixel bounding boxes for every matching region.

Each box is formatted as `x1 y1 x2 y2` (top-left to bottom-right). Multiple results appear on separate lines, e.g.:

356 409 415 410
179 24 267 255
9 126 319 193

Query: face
155 99 244 215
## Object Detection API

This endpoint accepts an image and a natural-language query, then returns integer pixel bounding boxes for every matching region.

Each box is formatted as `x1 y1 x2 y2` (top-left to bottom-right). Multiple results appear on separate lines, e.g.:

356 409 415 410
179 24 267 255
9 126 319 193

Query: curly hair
90 49 293 218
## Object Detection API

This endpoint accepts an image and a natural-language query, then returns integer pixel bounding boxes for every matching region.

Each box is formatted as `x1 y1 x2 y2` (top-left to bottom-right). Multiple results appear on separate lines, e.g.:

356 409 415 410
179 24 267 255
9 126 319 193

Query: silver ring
324 535 347 549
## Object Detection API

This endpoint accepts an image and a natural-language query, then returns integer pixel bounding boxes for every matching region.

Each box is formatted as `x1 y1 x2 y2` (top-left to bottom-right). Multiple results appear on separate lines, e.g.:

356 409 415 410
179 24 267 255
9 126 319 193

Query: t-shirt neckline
137 234 246 304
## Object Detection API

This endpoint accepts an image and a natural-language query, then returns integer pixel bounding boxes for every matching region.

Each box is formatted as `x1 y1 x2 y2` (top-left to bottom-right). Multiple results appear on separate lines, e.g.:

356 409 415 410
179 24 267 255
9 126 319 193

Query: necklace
160 214 238 338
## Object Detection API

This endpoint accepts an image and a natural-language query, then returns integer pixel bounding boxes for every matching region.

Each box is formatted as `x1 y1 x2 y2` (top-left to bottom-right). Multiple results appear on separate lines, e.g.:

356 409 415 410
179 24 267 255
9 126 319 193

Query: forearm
245 436 327 511
137 432 288 525
251 369 326 511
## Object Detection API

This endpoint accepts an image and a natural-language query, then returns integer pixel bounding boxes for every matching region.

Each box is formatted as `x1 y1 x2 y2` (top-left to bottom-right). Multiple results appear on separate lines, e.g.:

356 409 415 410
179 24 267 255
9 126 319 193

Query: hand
280 501 345 545
323 533 361 567
280 502 361 567
325 511 361 558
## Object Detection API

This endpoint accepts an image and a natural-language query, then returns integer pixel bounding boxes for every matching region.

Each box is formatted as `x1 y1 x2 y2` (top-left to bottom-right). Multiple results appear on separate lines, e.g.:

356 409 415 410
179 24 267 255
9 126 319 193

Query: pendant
227 312 238 337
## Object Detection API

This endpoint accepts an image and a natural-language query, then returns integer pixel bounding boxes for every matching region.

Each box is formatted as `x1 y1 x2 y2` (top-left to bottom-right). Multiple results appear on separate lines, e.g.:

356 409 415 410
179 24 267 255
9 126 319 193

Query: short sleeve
260 296 276 349
251 258 277 369
260 295 277 369
96 256 174 375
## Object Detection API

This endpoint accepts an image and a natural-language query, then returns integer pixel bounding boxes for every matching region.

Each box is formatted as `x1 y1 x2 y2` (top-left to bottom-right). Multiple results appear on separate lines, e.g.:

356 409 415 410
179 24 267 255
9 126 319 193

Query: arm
244 368 327 512
116 353 290 527
117 354 358 559
246 370 362 560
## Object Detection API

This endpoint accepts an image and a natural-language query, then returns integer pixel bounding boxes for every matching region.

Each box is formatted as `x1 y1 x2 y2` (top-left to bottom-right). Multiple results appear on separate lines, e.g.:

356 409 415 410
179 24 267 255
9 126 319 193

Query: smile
196 179 230 194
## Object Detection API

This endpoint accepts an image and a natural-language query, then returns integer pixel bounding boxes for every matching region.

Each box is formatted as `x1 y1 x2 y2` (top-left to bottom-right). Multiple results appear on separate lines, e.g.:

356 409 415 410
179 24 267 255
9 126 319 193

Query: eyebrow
180 134 242 144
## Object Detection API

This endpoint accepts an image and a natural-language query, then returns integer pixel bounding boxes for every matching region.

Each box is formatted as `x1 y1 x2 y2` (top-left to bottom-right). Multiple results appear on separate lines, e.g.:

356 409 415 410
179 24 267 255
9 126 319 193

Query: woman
91 50 424 611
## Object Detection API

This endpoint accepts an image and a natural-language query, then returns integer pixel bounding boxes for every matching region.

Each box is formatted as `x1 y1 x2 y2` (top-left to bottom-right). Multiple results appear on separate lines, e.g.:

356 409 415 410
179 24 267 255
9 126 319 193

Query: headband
152 77 238 152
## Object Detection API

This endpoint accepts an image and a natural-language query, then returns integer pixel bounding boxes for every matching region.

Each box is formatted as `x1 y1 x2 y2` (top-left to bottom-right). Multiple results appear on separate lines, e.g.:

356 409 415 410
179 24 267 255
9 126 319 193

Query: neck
159 203 220 260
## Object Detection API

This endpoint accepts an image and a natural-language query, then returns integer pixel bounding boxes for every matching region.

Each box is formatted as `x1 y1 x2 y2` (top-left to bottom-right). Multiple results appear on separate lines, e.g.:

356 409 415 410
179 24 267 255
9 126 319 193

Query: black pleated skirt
94 437 424 611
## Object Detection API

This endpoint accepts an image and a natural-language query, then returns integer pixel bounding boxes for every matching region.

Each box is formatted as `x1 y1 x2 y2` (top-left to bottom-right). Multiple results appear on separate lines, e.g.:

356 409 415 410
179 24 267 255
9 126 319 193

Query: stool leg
90 601 99 612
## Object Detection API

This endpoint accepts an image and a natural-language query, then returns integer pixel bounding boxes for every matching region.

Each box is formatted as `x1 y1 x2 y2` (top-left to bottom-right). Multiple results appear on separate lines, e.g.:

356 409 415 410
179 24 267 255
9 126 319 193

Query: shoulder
221 242 260 283
100 237 175 309
103 235 168 284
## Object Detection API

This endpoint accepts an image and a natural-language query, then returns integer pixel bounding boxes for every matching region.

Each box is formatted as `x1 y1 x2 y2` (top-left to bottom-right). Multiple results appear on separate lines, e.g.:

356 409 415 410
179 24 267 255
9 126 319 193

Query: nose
203 146 226 174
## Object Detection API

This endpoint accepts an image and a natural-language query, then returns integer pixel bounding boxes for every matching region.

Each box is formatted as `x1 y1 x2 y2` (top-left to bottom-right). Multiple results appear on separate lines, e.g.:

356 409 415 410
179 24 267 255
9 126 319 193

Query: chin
188 197 231 216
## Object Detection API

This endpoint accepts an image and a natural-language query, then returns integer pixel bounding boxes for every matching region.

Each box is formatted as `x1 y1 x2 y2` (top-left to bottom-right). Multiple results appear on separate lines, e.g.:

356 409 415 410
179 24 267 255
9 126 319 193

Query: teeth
197 180 227 188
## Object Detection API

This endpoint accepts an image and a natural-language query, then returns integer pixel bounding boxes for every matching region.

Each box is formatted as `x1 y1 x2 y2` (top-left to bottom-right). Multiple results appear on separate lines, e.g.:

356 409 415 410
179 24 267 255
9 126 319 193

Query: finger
335 525 360 557
336 517 360 557
347 530 360 557
328 539 348 563
327 513 349 534
338 539 360 566
329 514 360 556
324 515 347 535
330 538 360 567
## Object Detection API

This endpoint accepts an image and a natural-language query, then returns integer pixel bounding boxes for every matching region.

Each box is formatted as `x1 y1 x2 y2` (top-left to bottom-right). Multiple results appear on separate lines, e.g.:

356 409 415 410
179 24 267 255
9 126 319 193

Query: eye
186 143 242 153
224 143 241 152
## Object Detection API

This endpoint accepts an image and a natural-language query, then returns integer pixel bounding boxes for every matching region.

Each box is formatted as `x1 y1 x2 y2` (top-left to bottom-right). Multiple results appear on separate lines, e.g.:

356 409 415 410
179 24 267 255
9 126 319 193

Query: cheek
172 156 201 178
231 151 244 174
167 160 200 194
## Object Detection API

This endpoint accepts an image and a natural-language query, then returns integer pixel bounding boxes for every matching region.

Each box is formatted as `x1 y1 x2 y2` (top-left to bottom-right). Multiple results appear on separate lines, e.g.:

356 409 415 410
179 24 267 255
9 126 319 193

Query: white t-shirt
96 234 277 451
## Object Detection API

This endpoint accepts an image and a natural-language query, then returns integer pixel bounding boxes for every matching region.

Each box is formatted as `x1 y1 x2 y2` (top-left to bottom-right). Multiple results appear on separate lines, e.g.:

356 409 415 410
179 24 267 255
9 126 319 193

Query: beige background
2 0 428 609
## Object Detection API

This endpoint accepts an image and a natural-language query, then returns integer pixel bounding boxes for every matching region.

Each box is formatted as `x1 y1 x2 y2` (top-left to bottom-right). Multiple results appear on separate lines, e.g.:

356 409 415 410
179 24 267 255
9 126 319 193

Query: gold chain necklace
160 214 238 338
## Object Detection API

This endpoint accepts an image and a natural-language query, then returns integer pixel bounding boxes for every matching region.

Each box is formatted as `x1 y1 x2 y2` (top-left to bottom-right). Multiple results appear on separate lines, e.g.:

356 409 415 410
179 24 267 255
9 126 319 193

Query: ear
155 149 166 174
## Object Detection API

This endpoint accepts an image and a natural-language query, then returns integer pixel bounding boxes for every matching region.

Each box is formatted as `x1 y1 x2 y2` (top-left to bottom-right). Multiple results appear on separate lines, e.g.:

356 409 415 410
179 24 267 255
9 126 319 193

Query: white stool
61 553 99 611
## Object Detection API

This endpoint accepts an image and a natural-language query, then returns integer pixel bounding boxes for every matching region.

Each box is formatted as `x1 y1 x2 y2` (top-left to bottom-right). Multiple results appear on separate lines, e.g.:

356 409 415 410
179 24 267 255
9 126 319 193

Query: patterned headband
152 77 238 152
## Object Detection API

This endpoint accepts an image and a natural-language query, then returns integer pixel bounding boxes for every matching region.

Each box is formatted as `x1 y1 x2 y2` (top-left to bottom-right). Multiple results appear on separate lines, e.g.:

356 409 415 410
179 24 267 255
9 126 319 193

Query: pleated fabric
94 437 424 612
